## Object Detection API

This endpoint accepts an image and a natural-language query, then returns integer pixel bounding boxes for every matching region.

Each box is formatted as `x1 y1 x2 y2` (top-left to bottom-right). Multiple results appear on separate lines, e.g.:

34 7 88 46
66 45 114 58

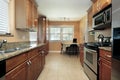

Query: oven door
84 47 98 74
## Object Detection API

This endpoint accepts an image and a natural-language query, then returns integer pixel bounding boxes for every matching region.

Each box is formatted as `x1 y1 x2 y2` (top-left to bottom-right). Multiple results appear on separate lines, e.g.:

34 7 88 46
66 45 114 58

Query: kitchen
0 0 119 80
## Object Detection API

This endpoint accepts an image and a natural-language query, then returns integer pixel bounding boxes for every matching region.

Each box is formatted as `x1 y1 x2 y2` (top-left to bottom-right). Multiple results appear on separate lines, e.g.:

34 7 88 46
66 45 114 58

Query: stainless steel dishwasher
0 60 6 80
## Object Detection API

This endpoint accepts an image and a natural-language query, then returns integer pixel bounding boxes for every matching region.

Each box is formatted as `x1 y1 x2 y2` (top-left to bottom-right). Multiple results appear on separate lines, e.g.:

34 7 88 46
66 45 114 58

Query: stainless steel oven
93 4 111 30
84 46 98 80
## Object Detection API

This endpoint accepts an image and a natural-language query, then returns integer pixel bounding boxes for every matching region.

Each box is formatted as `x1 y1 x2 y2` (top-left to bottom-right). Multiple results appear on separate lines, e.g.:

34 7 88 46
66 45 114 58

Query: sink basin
0 46 31 54
0 47 23 53
4 49 17 53
0 49 17 53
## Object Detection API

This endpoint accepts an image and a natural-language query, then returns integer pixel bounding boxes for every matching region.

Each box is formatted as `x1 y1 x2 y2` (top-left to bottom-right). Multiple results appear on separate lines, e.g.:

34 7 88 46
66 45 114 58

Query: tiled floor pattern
37 53 89 80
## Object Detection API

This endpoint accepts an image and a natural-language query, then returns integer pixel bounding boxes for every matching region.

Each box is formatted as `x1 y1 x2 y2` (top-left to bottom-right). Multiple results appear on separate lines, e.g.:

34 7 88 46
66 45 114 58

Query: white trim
49 51 61 53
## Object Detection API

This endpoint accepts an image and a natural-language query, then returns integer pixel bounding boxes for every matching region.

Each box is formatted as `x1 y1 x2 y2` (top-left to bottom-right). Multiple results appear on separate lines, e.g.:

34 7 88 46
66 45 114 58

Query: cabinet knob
41 51 45 54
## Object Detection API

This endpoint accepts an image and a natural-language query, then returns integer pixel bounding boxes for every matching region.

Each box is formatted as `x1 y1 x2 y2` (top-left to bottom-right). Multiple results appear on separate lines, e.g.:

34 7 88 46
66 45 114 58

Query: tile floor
37 53 89 80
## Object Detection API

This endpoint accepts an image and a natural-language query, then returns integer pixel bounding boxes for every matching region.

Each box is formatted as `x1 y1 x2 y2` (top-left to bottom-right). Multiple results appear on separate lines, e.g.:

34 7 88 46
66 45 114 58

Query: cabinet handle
27 62 30 66
98 58 101 66
29 60 32 65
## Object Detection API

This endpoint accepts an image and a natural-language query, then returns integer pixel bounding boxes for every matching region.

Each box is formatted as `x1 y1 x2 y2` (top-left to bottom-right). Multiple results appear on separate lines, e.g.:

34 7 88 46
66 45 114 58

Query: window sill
0 34 14 37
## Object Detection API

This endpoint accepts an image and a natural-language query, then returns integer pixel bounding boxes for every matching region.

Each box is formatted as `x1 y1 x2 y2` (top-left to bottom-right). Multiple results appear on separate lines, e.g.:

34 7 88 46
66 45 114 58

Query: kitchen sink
0 46 32 54
0 47 24 53
0 49 17 53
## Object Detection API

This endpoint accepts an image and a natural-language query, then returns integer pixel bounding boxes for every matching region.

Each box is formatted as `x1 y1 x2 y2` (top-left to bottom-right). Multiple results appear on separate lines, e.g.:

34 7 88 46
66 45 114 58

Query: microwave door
105 7 111 23
94 12 105 27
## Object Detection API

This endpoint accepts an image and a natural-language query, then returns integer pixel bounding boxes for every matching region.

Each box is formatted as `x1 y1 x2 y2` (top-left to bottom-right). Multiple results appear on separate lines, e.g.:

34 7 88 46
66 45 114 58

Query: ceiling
35 0 92 21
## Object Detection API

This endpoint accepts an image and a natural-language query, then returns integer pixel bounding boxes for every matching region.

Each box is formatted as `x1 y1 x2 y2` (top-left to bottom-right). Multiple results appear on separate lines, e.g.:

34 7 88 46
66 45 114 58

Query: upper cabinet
37 16 47 44
15 0 38 30
92 0 111 15
87 6 93 29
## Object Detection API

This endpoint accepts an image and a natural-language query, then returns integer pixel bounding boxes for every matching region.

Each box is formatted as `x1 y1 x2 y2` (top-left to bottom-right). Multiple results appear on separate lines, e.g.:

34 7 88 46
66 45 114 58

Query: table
61 42 79 54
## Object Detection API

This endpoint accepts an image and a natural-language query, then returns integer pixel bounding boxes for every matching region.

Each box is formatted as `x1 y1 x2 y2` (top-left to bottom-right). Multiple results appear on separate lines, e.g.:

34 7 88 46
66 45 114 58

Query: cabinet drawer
28 48 38 59
6 53 28 72
99 49 111 61
5 62 27 80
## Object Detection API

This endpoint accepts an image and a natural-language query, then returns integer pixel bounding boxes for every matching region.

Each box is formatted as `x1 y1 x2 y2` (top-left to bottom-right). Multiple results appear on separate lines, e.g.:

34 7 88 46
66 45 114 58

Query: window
50 27 61 40
62 27 74 40
0 0 9 34
47 25 74 41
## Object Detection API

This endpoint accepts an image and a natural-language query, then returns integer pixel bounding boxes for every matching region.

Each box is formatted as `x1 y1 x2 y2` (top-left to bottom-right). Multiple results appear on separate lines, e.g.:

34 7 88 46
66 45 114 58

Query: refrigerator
112 0 120 79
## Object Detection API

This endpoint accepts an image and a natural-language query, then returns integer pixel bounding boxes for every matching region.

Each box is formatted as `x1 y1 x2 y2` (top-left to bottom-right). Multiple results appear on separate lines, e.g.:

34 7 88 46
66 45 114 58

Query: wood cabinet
87 6 93 29
5 46 46 80
80 44 84 67
99 49 111 80
6 62 28 80
38 46 46 69
15 0 38 29
38 16 47 43
27 48 39 80
92 0 111 15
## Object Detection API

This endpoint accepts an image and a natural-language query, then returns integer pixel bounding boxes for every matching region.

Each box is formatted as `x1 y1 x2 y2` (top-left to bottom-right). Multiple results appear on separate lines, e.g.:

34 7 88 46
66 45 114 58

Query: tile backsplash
95 28 111 41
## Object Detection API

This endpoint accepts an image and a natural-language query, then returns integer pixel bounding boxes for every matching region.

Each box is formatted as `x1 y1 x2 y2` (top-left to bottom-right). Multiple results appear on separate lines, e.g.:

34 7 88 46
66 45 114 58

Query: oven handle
85 48 97 53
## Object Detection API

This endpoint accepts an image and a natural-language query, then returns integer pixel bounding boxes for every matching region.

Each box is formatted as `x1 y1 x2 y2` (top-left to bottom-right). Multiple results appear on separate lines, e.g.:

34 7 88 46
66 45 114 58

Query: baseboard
49 51 61 53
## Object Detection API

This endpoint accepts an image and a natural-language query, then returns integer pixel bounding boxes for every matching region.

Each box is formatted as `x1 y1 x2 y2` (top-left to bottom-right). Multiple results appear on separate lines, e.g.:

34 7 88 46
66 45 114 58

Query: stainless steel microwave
93 5 111 30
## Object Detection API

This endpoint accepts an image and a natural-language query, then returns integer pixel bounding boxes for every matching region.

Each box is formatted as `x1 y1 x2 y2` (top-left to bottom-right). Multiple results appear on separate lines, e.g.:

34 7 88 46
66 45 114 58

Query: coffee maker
97 34 111 46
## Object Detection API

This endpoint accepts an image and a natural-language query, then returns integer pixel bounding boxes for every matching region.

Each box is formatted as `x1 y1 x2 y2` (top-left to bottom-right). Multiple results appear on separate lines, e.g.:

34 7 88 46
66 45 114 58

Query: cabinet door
99 57 111 80
27 56 37 80
5 62 27 80
27 0 32 28
37 53 42 75
33 5 38 27
100 0 111 10
80 47 84 67
39 49 45 69
93 1 99 15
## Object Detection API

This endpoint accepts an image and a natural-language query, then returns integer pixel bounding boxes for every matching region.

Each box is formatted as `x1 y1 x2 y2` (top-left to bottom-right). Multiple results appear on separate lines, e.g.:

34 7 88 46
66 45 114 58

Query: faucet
0 40 7 48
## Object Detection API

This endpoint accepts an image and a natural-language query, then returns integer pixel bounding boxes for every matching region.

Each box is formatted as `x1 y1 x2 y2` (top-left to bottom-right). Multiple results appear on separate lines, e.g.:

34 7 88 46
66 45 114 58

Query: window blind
0 0 9 34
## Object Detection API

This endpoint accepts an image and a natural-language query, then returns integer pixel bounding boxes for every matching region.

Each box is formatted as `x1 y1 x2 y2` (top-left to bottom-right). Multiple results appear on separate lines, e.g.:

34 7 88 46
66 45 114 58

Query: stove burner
85 42 111 51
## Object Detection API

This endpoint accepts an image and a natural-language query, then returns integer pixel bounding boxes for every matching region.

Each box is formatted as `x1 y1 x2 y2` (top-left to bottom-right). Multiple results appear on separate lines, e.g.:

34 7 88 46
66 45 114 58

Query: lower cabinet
27 56 39 80
5 45 45 80
99 57 111 80
99 49 111 80
6 62 27 80
80 44 84 67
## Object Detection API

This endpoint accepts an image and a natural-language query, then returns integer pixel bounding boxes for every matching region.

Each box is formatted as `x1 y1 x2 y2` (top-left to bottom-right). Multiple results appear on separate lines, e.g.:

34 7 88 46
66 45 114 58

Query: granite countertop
0 43 45 61
99 47 112 52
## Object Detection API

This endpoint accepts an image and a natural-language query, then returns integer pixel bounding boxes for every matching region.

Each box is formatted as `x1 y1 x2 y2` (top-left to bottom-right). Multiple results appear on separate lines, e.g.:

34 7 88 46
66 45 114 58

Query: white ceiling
35 0 92 21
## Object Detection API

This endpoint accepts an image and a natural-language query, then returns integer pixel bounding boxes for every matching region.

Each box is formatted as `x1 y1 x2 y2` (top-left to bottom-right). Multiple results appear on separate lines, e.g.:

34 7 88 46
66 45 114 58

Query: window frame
0 0 10 35
47 25 74 42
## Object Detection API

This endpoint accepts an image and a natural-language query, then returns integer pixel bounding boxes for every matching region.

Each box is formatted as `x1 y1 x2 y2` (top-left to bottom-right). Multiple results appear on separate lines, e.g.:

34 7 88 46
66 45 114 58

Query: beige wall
0 0 29 42
79 15 87 44
48 21 80 51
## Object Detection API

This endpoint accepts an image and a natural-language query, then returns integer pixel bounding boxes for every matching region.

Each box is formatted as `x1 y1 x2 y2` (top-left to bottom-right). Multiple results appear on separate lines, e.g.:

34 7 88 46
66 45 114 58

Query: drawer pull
29 60 32 65
27 62 30 66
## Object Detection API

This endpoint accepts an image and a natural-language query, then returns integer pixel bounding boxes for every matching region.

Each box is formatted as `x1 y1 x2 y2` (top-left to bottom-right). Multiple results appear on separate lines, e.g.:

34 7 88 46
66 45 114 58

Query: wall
79 15 87 44
0 0 29 42
48 21 80 52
